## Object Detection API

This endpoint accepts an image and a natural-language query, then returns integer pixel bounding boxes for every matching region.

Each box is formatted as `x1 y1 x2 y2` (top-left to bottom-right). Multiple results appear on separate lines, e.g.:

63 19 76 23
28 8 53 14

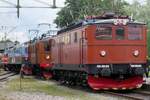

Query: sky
0 0 144 43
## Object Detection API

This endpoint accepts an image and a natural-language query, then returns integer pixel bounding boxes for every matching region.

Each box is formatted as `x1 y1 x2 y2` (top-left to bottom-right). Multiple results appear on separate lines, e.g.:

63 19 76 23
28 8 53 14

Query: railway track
59 82 150 100
134 90 150 95
104 91 150 100
0 71 12 76
0 71 17 82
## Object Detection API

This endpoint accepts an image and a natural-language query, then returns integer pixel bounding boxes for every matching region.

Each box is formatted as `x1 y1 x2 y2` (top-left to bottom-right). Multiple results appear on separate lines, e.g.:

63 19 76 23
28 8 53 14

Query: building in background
0 40 19 53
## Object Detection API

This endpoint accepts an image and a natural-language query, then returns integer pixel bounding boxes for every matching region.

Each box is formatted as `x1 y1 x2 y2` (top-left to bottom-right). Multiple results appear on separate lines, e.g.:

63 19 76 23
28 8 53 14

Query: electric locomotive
2 43 29 73
52 13 148 90
28 36 53 79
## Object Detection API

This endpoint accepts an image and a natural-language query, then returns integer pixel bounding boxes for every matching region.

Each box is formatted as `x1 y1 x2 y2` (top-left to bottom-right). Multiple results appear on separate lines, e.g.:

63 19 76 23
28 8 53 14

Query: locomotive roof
57 14 145 34
29 33 54 44
29 37 52 46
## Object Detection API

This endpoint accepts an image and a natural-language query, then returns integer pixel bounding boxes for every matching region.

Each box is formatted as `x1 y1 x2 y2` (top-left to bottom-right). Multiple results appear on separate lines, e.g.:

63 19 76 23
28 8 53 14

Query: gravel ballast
5 92 67 100
0 74 131 100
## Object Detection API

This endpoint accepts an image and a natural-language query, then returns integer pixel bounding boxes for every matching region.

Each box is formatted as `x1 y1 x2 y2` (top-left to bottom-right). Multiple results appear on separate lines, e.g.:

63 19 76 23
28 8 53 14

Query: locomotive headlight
25 57 28 61
133 50 139 57
100 50 106 57
46 55 50 59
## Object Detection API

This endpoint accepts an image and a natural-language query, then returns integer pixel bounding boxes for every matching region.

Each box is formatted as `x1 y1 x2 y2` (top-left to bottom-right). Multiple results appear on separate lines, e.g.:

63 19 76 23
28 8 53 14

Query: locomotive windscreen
95 25 112 40
128 24 142 40
95 24 143 40
116 27 125 40
43 41 50 51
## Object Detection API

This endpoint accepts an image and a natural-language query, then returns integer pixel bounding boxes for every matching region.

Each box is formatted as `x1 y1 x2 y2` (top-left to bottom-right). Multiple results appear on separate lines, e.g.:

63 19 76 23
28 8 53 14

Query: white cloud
0 31 29 43
7 32 29 43
0 0 66 43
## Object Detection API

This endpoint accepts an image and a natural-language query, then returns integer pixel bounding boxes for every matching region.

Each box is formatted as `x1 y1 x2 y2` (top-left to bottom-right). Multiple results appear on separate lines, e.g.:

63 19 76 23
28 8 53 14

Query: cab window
116 27 125 40
44 41 50 51
128 25 142 40
95 25 112 40
32 45 35 53
74 32 78 43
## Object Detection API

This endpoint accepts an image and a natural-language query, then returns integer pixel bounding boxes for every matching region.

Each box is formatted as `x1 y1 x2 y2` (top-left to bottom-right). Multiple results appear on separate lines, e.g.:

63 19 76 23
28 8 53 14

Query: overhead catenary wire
0 0 16 7
0 0 61 18
0 0 59 8
33 0 52 6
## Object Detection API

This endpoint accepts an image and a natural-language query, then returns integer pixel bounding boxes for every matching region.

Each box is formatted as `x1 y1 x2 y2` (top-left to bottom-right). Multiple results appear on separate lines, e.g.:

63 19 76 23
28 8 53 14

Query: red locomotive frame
51 13 147 90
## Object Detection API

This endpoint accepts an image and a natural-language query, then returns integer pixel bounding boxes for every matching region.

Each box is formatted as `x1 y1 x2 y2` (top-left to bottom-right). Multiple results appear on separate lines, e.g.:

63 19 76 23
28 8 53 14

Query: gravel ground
5 92 66 100
0 74 129 100
2 91 125 100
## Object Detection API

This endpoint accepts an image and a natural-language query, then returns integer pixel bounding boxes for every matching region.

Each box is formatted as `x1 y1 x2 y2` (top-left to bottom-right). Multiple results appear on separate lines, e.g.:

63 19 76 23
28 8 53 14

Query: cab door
58 42 63 65
79 30 87 64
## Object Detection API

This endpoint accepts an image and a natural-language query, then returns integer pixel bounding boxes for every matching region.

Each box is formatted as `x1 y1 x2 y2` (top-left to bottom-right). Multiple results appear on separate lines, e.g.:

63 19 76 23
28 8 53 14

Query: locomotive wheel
53 70 87 87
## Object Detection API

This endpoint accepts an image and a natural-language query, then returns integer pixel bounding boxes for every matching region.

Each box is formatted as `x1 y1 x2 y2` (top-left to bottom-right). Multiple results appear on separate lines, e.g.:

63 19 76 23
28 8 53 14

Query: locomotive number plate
97 65 109 68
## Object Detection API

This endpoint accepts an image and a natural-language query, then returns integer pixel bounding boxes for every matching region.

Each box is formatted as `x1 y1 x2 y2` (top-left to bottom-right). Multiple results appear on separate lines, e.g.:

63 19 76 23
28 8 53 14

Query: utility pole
17 0 20 18
1 26 7 51
52 0 56 8
0 0 61 18
4 32 7 51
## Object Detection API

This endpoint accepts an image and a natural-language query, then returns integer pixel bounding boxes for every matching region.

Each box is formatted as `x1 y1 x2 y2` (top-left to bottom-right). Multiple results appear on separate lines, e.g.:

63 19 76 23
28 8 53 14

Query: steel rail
0 71 11 76
134 91 150 96
104 91 144 100
0 72 17 82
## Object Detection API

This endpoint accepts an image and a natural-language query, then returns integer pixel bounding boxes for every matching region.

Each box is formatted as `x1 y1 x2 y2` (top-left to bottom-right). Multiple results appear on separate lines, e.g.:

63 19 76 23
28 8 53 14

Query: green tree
54 0 128 28
125 0 150 56
125 0 150 23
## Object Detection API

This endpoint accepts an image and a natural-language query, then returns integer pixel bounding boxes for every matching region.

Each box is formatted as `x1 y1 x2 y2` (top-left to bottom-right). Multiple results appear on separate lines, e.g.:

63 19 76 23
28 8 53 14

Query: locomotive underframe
53 63 146 78
4 64 21 73
31 64 53 79
52 63 146 90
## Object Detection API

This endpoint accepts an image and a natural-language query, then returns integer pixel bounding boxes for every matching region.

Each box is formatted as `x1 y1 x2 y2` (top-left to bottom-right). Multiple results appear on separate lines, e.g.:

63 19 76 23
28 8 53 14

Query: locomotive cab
29 38 53 79
85 14 147 90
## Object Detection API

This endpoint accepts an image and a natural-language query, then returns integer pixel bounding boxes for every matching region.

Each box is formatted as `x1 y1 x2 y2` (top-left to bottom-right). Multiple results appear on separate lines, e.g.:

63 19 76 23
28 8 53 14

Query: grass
5 76 98 100
0 68 5 74
147 30 150 57
2 75 143 100
0 96 7 100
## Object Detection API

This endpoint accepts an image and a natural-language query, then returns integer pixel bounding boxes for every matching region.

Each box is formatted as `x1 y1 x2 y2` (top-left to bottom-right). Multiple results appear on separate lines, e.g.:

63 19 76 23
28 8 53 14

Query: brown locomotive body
52 13 148 90
28 38 53 79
